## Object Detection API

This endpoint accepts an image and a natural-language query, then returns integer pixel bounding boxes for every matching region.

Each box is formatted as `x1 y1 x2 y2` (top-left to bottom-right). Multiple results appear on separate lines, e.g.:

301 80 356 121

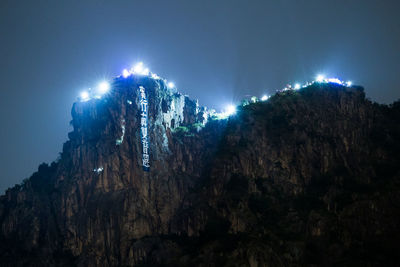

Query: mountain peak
1 74 400 266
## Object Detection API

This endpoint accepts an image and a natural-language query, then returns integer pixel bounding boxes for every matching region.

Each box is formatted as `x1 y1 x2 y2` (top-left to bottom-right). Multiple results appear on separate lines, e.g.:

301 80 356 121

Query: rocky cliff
0 75 399 266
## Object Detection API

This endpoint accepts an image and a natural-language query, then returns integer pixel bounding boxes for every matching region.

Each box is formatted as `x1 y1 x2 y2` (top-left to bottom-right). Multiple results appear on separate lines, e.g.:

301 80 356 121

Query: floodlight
167 82 175 88
122 69 130 78
316 75 325 82
133 62 144 74
80 91 90 101
98 81 110 94
225 105 236 116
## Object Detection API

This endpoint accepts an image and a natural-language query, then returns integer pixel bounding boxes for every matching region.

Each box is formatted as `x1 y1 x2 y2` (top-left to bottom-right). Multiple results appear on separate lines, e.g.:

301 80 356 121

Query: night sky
1 0 399 193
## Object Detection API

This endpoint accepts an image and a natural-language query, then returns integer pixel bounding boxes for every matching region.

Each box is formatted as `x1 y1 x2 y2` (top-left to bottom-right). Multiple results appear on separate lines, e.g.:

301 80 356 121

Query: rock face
0 76 399 266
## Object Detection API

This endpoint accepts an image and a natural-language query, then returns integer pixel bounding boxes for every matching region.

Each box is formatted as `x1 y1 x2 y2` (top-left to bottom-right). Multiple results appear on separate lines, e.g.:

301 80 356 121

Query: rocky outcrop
0 76 399 266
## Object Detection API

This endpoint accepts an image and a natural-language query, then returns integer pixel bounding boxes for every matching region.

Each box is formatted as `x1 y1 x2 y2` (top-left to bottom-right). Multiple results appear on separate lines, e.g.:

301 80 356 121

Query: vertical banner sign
139 86 150 171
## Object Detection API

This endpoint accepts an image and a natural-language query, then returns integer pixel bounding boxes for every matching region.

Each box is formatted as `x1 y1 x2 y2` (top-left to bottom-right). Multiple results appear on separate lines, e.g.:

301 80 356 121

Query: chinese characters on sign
139 86 150 171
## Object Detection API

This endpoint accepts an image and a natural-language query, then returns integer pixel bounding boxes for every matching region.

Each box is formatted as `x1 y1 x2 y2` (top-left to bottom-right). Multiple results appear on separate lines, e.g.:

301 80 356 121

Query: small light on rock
316 75 325 82
122 69 130 78
225 105 236 116
167 82 175 89
93 167 104 173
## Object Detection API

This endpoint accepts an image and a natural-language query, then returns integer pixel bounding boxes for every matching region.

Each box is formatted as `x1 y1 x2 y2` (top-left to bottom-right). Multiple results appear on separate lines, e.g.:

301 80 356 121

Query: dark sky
1 0 399 193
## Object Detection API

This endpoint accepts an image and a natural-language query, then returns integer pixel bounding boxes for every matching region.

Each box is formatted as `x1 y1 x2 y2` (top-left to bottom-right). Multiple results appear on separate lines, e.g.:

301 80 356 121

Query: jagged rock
0 77 399 266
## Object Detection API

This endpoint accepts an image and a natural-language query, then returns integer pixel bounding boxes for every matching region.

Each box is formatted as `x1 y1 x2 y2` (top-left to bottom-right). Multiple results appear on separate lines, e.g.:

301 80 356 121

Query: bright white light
93 167 104 173
316 75 325 82
225 105 236 116
98 81 110 94
294 83 301 90
143 68 150 76
131 62 150 75
122 69 130 78
261 95 269 101
133 62 144 74
80 91 90 101
346 81 352 87
327 78 343 85
167 82 175 89
151 73 160 79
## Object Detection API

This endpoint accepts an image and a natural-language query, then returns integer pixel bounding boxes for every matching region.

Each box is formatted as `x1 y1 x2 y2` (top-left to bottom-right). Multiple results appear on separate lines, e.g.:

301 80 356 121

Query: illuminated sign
139 86 150 171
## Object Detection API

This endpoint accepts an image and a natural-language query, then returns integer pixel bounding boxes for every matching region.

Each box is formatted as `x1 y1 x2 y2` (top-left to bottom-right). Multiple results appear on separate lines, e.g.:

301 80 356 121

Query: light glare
316 75 325 82
80 91 90 101
261 95 269 101
225 105 236 116
98 81 110 94
294 83 301 90
167 82 175 88
327 78 342 85
346 81 352 87
122 69 130 78
133 62 144 74
131 62 151 76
